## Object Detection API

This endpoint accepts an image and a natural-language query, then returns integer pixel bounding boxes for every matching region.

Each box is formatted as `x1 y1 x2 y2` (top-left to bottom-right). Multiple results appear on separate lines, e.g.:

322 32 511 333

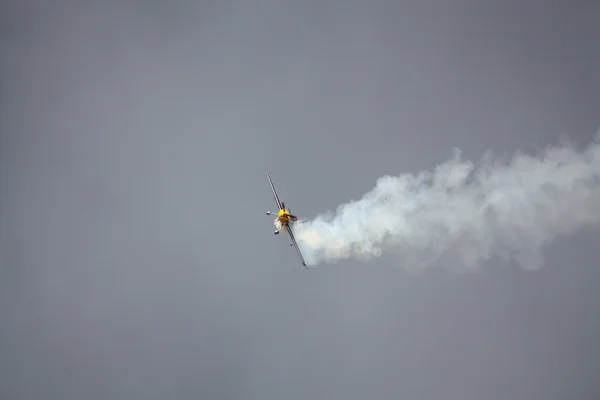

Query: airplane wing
266 172 283 210
287 225 307 268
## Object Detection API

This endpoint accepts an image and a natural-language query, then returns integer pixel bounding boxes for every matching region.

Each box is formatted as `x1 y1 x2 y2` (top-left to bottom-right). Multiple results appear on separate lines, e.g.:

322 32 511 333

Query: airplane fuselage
277 208 293 223
273 209 293 233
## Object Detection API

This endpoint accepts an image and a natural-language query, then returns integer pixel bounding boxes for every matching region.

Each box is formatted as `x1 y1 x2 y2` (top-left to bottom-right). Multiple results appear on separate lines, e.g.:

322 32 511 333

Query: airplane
265 172 307 268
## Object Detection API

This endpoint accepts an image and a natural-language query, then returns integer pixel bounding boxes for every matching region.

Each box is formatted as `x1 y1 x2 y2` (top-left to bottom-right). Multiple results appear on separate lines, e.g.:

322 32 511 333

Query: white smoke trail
295 135 600 271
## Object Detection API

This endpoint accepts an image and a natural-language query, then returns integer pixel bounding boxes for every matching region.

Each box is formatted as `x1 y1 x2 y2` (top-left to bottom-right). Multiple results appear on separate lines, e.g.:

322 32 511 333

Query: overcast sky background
1 1 600 399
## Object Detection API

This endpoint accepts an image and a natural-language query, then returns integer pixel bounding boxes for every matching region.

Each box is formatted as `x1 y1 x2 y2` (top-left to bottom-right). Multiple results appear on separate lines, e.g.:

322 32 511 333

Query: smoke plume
295 135 600 271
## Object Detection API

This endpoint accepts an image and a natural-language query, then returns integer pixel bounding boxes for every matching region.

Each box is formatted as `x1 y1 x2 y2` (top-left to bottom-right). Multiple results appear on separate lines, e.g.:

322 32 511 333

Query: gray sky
1 1 599 399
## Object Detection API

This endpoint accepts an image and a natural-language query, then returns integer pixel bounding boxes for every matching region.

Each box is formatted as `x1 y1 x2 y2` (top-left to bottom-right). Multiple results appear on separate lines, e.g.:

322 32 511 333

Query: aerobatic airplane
265 172 307 268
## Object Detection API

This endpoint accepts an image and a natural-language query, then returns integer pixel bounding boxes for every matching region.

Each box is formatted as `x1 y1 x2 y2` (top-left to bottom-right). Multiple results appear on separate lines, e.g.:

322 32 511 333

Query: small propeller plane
265 172 307 268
